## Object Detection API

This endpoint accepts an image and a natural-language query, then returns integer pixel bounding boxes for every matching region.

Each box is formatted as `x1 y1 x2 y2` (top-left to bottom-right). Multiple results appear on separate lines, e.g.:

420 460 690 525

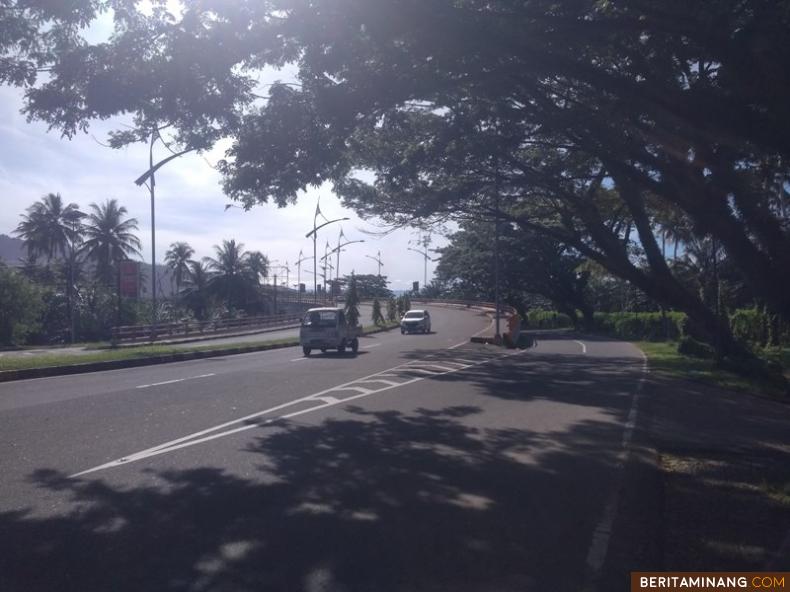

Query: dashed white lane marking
290 357 309 362
583 349 648 587
136 373 216 390
574 340 587 354
71 347 520 478
362 343 381 349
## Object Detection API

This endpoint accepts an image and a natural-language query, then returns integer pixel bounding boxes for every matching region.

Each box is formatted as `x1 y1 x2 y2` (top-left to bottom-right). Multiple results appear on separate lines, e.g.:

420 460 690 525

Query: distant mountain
0 234 24 265
0 233 176 297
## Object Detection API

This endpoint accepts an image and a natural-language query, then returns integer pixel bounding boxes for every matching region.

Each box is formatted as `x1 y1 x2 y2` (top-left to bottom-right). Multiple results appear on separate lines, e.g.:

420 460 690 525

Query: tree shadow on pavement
2 402 628 592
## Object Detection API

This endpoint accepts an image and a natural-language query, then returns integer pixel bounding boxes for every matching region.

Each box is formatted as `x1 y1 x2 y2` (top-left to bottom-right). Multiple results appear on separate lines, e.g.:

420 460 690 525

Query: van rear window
304 311 338 327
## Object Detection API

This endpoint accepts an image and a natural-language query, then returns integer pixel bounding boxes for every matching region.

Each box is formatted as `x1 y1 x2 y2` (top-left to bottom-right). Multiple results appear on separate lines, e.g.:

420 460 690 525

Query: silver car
400 309 432 334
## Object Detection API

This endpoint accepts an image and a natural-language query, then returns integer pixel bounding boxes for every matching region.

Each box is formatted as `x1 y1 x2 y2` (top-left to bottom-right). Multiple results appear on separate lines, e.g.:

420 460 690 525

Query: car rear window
404 311 424 319
304 311 338 327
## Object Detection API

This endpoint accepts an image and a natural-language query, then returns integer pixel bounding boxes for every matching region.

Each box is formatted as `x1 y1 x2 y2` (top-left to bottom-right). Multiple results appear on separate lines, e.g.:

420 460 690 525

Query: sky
0 53 445 293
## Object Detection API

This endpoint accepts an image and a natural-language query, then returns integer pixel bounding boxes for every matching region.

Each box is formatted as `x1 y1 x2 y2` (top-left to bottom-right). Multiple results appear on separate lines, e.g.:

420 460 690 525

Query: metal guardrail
112 313 304 345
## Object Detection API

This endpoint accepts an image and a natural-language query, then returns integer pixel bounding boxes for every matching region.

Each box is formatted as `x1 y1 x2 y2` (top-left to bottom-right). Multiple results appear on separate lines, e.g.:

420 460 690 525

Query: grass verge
0 321 400 373
635 341 788 399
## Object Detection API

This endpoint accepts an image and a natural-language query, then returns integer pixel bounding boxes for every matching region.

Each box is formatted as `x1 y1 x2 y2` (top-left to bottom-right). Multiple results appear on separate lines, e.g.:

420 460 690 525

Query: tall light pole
270 263 289 314
305 198 348 303
321 236 365 297
295 249 314 304
408 232 433 291
365 250 384 277
134 128 194 334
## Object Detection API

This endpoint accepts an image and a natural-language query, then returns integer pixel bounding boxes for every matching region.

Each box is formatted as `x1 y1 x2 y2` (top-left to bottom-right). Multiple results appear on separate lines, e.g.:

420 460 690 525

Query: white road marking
584 349 649 586
135 373 216 390
290 357 309 362
70 347 517 478
448 314 497 350
574 340 587 354
361 343 381 349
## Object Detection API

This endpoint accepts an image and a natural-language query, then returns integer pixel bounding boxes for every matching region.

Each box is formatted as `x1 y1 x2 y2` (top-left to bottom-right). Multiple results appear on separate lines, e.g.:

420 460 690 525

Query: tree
181 260 214 321
246 251 270 286
340 274 392 300
5 0 790 354
14 193 85 341
371 299 385 326
164 241 195 296
205 239 258 313
80 199 142 286
387 298 398 322
14 193 84 262
435 221 593 327
0 264 44 345
344 275 361 328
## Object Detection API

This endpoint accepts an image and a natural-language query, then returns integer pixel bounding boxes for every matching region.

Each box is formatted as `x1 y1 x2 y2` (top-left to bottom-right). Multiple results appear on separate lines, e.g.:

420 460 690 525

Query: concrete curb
0 324 399 383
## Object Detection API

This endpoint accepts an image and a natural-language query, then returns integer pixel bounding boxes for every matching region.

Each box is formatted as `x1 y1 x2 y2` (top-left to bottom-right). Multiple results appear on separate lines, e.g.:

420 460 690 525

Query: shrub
677 336 714 359
526 310 572 329
593 312 684 341
0 265 44 345
730 308 766 345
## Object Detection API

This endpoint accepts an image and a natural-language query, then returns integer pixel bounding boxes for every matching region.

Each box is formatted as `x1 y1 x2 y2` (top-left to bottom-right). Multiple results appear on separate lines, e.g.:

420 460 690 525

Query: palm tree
80 199 142 287
164 241 195 296
181 260 214 321
14 193 85 342
205 239 257 313
246 251 270 286
15 193 84 262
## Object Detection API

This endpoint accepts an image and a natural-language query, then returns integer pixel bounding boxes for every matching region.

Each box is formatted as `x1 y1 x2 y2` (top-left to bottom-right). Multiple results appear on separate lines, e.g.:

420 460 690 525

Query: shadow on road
2 379 629 591
3 338 788 592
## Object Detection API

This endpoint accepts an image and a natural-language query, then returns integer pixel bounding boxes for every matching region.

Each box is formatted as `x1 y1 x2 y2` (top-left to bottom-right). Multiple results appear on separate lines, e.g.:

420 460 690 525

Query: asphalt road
0 305 646 592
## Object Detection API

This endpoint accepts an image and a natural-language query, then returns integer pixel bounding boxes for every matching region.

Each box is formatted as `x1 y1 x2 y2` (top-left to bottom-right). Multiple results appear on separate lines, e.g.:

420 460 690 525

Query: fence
112 313 304 345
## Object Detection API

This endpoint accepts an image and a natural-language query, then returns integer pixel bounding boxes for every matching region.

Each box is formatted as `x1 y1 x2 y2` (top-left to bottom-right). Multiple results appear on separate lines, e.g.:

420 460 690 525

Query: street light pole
321 237 365 297
365 251 384 277
305 199 348 304
296 249 314 304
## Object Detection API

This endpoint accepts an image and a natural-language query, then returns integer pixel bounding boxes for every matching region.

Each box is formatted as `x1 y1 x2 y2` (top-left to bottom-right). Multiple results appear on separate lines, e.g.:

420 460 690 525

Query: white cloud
0 86 445 290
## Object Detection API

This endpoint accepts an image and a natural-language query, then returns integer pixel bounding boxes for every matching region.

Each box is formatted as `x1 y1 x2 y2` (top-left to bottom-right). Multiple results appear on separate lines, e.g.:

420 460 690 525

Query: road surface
0 304 646 592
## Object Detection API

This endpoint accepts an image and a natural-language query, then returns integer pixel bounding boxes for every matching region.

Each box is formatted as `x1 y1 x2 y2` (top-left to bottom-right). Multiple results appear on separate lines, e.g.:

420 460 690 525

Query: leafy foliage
80 199 142 286
344 275 360 327
371 299 384 326
0 264 44 345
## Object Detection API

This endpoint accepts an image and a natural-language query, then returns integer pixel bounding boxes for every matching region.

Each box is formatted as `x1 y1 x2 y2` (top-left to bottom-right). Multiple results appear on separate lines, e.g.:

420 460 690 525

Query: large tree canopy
4 0 790 354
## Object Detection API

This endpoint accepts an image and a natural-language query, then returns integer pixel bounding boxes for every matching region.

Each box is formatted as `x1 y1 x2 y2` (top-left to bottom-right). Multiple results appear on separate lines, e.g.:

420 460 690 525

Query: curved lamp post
322 237 365 296
305 200 348 303
295 249 314 303
365 251 384 277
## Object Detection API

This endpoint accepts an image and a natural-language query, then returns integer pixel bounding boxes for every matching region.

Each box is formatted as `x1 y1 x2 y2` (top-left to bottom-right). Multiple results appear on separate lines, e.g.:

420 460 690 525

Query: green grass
635 341 788 398
0 322 400 373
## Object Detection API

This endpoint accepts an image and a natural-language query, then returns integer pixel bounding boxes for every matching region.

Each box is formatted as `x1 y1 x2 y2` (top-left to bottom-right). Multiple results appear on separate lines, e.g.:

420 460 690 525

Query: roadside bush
387 298 397 322
526 310 572 329
0 265 44 345
677 336 714 359
594 312 684 341
371 299 385 325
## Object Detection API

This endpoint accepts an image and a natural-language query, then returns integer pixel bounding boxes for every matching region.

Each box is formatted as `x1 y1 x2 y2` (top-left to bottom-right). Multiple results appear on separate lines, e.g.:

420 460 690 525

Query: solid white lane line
70 349 512 478
574 340 587 354
448 341 468 350
583 350 649 584
135 373 216 390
